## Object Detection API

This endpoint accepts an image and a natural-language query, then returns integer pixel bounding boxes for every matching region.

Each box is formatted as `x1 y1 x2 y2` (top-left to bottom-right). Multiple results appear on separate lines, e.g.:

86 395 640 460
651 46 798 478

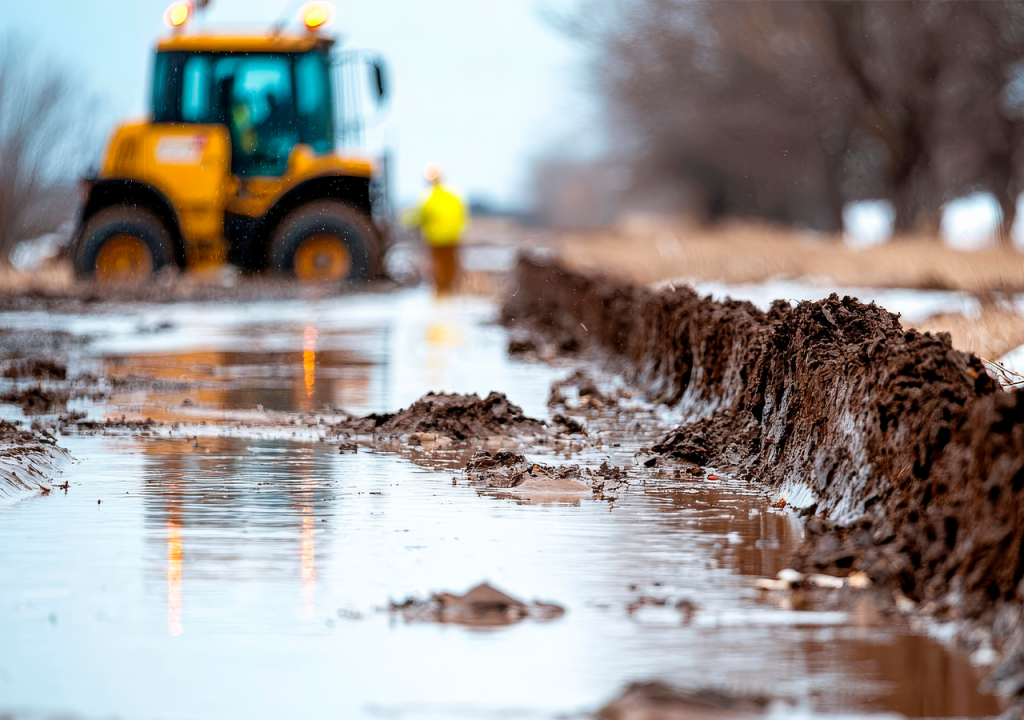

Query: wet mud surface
502 255 1024 712
0 284 1010 719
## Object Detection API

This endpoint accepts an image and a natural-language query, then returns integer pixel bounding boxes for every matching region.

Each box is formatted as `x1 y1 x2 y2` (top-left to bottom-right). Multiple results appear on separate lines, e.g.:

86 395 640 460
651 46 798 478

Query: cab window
295 52 333 154
213 55 298 177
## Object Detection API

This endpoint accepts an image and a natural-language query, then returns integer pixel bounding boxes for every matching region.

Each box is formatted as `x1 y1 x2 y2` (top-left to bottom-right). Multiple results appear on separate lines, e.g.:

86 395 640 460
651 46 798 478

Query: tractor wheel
268 201 376 283
74 207 174 285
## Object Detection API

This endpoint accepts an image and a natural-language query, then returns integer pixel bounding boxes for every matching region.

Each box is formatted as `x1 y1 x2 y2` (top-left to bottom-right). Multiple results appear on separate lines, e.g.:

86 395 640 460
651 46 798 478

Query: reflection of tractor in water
74 1 389 285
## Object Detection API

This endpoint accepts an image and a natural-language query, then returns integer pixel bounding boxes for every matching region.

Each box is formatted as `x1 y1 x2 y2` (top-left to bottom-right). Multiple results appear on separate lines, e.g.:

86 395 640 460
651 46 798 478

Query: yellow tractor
73 1 389 285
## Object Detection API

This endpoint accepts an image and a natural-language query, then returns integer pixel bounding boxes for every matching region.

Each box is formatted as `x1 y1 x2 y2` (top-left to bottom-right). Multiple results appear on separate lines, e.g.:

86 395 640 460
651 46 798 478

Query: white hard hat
424 162 444 182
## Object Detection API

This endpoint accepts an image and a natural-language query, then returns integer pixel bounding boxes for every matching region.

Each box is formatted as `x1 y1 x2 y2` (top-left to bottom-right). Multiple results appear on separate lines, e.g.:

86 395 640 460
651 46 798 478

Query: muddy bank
0 420 67 504
502 255 1024 695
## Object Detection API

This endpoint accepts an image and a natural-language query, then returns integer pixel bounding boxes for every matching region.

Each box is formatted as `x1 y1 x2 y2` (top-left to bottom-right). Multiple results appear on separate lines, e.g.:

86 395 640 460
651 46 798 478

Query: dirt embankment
0 420 68 504
502 255 1024 690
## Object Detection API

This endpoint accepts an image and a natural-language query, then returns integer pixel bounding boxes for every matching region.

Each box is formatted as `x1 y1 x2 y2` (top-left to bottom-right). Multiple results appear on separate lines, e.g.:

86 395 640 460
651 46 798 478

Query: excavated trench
503 254 1024 700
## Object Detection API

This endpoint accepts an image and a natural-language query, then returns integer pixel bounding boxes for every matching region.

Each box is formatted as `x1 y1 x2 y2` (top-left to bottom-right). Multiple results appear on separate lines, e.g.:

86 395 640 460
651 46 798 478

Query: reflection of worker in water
403 162 467 295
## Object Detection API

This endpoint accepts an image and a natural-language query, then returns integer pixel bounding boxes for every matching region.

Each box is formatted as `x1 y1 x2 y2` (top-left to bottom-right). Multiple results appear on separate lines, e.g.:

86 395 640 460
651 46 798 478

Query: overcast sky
0 0 596 208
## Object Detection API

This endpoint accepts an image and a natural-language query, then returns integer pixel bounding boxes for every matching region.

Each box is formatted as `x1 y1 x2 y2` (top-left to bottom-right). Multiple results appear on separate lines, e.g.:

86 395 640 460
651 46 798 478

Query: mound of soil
503 255 1024 683
0 419 66 503
389 582 564 627
0 419 55 449
596 682 769 720
376 391 547 441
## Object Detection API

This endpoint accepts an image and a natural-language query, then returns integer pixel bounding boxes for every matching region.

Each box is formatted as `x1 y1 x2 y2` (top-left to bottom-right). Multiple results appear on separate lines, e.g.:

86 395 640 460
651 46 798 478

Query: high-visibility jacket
403 184 467 246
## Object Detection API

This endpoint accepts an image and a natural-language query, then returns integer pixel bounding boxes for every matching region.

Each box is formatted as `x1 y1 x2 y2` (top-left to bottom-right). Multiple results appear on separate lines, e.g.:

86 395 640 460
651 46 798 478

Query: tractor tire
74 206 174 284
267 201 378 283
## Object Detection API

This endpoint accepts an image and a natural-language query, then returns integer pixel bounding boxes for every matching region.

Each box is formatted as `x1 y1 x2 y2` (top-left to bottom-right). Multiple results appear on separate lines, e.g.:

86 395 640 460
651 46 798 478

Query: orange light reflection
167 519 183 636
303 326 317 401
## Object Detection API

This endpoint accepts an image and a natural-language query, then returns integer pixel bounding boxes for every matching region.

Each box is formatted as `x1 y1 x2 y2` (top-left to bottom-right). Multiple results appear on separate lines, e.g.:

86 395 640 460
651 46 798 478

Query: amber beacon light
299 2 335 31
163 1 194 28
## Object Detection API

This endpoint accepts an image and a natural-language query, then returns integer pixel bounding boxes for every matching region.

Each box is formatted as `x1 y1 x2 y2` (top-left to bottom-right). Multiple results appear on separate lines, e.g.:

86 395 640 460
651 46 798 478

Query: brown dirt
465 449 589 491
0 419 56 450
0 418 66 501
596 682 769 720
389 582 565 627
373 391 548 441
502 255 1024 695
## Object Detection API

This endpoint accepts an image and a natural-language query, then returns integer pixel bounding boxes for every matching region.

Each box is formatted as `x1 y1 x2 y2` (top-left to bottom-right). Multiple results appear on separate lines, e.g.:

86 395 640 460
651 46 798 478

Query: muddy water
0 288 1001 719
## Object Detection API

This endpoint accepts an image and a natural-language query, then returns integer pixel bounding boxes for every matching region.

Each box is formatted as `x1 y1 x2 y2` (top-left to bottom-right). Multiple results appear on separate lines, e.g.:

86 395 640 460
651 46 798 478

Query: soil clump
596 682 769 720
389 582 564 627
0 419 66 502
465 449 590 493
333 391 548 443
502 255 1024 693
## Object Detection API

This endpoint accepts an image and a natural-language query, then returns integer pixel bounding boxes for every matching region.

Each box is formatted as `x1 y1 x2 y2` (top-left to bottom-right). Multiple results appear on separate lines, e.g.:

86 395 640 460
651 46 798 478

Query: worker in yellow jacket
402 162 467 294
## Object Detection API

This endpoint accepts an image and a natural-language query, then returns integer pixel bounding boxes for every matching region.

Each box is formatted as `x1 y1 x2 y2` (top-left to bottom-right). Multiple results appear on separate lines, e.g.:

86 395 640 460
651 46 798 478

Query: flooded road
0 287 1002 719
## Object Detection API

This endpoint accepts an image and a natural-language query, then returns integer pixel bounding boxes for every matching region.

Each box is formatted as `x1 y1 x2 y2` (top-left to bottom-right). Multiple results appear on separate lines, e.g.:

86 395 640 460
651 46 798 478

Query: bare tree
568 0 1024 240
0 36 88 265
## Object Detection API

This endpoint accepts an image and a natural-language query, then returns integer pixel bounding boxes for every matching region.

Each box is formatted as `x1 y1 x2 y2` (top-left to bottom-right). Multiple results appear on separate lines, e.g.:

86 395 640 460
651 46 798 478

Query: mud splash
503 255 1024 697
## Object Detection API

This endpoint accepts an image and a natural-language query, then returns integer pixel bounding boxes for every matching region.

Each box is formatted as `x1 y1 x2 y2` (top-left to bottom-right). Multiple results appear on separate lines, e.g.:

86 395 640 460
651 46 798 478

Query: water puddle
0 288 1002 719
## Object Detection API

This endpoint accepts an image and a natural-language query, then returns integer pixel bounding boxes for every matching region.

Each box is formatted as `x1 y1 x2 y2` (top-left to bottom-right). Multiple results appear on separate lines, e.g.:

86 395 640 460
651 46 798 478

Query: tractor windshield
152 50 334 177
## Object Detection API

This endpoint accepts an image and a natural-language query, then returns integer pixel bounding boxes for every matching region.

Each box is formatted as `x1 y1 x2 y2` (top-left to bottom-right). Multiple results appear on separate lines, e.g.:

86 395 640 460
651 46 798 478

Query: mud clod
552 413 586 434
465 450 590 494
389 582 565 627
375 391 546 441
596 682 769 720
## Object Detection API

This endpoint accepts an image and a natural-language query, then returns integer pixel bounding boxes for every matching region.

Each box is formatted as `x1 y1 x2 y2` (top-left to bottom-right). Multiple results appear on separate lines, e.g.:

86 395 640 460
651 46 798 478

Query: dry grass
556 218 1024 293
911 310 1024 360
545 217 1024 359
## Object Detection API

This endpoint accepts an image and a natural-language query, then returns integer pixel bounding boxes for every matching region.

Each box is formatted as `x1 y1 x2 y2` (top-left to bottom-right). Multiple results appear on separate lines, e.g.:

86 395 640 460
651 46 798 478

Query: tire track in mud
502 254 1024 705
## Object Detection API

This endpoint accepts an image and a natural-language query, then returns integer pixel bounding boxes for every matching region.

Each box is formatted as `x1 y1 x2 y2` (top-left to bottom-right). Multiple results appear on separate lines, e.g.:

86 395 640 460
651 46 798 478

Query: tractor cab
73 1 389 285
152 41 335 178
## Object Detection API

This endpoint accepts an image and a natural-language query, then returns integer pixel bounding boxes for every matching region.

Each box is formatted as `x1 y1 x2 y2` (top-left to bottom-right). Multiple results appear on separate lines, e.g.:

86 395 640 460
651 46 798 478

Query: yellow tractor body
76 28 387 284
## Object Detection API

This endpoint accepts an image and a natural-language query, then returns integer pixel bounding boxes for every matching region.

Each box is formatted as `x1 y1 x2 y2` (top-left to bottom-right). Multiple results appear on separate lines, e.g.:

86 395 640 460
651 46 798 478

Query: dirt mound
389 582 565 627
503 256 994 515
503 256 1024 679
0 419 54 448
376 391 547 441
0 419 66 503
596 682 769 720
796 389 1024 618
